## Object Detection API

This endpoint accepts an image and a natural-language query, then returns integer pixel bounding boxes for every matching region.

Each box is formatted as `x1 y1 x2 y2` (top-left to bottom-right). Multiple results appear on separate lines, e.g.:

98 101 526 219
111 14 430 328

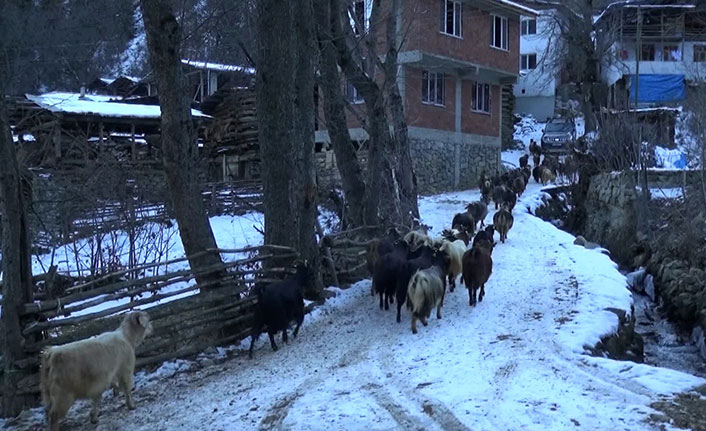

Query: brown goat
465 201 488 229
462 243 493 306
512 175 526 197
493 207 514 243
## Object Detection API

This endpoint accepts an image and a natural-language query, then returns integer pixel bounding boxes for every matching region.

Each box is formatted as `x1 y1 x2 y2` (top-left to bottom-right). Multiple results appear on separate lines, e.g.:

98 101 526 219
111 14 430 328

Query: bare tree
543 0 619 132
314 0 368 227
329 0 419 227
140 0 225 286
257 0 323 298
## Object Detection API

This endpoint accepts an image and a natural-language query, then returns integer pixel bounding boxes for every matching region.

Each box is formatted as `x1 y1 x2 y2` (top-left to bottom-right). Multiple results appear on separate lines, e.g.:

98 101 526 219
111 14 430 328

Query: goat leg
48 395 73 431
282 329 289 344
396 303 402 323
479 284 486 302
119 373 135 410
420 316 429 326
90 396 101 424
268 332 279 351
379 291 384 310
411 314 418 334
292 317 303 338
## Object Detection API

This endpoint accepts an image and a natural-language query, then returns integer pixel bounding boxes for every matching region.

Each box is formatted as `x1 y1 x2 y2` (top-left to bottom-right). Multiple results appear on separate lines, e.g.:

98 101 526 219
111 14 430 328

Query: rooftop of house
25 92 210 120
491 0 540 15
181 59 255 75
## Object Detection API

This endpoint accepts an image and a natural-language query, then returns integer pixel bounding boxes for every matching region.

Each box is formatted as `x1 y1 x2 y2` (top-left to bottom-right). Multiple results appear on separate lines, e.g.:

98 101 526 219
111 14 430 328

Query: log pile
202 87 258 159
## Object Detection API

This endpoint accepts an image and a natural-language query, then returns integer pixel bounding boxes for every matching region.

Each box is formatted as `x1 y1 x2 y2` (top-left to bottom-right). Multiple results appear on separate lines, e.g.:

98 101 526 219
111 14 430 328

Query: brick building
315 0 537 194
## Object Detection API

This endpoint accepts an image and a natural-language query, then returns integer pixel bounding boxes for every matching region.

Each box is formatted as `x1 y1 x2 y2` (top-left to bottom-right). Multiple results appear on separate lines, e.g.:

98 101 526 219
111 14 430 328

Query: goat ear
137 313 149 328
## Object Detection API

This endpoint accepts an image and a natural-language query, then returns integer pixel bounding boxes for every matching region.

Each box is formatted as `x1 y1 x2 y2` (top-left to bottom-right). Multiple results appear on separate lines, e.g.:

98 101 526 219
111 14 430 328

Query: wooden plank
135 327 252 367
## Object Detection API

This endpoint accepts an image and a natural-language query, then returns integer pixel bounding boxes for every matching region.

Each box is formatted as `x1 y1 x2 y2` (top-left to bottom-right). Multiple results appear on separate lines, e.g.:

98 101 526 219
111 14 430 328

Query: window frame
471 81 491 114
346 80 364 104
694 45 706 62
422 70 445 107
640 43 656 61
662 44 681 62
350 0 369 36
491 14 509 51
440 0 463 38
520 53 537 70
520 18 537 36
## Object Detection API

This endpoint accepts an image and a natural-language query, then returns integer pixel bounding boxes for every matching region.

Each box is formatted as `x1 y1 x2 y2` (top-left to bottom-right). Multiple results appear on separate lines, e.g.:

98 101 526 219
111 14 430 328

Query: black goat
372 240 409 311
452 211 475 234
366 227 402 295
519 154 529 168
249 262 310 358
472 225 495 248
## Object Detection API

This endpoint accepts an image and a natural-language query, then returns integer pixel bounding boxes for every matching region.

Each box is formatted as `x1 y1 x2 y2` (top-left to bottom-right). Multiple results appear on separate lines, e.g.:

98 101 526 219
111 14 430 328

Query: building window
471 81 491 114
346 80 363 104
520 54 537 70
422 71 445 106
521 18 536 36
662 45 681 62
440 0 462 37
350 0 368 35
694 45 706 62
491 15 508 50
640 44 655 61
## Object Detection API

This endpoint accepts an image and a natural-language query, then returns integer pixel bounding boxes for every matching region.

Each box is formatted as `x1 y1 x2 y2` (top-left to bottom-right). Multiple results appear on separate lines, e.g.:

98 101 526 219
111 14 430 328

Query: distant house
513 1 561 121
315 0 538 194
10 92 210 166
87 76 151 98
180 59 255 103
596 1 706 109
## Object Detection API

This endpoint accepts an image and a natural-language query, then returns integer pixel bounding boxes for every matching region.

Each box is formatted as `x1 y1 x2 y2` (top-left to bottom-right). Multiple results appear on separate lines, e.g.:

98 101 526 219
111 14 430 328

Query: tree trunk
330 0 418 227
315 0 367 228
384 0 420 223
140 0 224 286
0 90 35 417
258 0 323 298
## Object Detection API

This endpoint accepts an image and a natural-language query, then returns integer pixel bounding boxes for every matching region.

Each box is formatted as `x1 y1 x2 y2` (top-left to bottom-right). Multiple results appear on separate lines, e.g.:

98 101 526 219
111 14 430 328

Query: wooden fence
9 244 298 400
4 222 379 407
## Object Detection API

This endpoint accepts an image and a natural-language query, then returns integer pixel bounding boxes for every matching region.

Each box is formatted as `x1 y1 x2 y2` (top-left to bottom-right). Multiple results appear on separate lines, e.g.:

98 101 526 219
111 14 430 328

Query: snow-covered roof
493 0 540 16
595 1 697 23
605 106 682 114
181 59 255 75
26 92 210 120
97 76 143 85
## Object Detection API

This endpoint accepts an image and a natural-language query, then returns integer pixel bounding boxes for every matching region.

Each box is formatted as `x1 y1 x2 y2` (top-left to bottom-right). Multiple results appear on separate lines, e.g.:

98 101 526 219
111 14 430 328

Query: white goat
41 311 152 431
406 251 449 334
403 230 433 252
439 238 467 292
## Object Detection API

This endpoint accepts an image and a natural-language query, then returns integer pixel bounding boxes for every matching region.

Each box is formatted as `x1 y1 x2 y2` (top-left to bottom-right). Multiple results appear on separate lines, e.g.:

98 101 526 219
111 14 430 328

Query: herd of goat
37 149 564 430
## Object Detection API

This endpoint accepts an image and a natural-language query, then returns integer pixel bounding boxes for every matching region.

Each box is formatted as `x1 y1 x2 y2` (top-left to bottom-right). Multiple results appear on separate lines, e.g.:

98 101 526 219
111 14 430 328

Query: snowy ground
6 183 704 431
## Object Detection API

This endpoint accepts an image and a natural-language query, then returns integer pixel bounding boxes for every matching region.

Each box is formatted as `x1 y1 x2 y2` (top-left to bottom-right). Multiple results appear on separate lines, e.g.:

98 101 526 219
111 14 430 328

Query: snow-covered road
7 184 704 431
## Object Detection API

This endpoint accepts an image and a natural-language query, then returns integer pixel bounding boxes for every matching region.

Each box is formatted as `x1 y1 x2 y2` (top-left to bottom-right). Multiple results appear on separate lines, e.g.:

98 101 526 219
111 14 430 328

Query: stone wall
315 130 500 196
409 130 500 195
583 172 639 266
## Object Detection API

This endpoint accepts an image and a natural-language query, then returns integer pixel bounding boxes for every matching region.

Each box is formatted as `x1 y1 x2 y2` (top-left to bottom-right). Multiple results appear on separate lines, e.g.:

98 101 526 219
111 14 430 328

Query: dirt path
7 185 703 431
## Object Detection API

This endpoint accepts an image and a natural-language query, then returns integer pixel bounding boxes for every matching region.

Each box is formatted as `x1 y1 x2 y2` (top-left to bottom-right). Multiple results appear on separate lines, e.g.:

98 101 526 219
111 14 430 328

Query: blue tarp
629 74 685 103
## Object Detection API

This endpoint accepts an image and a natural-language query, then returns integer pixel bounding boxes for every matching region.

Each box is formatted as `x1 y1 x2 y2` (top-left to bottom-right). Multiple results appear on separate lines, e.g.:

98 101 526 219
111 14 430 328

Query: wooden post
131 123 137 162
0 91 35 417
52 125 61 162
99 121 104 156
222 154 227 181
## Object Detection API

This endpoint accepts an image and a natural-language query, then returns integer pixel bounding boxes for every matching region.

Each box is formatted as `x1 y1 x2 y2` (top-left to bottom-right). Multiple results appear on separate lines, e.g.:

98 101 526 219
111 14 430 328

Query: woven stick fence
11 244 298 398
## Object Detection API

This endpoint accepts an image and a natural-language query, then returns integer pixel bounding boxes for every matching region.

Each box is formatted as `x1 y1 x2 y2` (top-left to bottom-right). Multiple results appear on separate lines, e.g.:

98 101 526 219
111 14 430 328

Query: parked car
541 117 576 153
